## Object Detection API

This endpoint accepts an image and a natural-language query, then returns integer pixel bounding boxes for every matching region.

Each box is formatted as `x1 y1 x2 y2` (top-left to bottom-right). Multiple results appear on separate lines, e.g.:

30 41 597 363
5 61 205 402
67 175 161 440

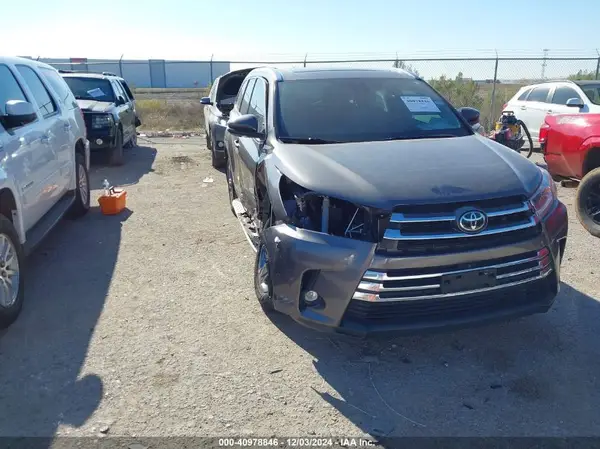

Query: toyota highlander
224 67 568 335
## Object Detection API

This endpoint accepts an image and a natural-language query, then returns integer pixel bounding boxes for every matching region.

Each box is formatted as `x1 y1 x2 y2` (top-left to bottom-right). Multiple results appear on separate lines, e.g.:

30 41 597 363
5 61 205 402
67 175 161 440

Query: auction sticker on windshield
87 88 105 98
401 96 441 113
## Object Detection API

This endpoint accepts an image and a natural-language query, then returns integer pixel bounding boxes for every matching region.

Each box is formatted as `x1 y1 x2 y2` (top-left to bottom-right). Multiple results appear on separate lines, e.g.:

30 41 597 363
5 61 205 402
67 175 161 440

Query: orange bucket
98 188 127 215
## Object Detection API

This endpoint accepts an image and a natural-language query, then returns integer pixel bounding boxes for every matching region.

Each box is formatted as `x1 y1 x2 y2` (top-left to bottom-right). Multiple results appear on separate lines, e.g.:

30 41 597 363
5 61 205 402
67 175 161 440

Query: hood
273 135 543 210
76 99 113 113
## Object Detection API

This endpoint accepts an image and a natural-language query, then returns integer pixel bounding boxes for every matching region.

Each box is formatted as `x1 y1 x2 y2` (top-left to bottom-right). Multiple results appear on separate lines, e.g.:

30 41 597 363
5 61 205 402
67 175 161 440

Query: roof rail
102 71 118 76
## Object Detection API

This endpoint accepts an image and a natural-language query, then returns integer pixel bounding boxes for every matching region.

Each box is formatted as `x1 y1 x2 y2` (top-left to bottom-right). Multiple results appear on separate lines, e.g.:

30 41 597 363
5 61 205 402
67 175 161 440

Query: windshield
580 84 600 106
275 77 471 143
63 77 115 102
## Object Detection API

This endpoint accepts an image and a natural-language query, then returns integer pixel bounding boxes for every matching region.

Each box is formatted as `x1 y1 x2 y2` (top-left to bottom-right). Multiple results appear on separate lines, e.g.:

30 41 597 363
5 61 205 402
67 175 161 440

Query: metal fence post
210 54 214 85
303 53 308 67
119 54 124 77
489 51 499 129
596 49 600 80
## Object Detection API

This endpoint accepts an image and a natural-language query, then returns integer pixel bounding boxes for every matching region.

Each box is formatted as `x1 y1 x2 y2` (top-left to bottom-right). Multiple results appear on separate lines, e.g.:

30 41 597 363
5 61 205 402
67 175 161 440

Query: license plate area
441 269 497 294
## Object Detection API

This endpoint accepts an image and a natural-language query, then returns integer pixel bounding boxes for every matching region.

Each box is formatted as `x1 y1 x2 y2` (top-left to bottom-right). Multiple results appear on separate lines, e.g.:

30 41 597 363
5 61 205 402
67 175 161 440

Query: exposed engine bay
278 176 385 242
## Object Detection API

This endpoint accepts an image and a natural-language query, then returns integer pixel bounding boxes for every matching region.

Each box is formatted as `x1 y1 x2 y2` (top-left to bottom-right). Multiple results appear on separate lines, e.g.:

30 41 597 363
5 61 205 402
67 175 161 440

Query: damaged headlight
530 167 557 219
278 175 385 242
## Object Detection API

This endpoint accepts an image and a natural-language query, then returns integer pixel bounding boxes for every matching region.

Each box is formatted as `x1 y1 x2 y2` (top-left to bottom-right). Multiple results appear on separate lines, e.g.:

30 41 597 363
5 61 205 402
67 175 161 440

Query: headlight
530 167 557 219
91 114 114 129
278 175 384 242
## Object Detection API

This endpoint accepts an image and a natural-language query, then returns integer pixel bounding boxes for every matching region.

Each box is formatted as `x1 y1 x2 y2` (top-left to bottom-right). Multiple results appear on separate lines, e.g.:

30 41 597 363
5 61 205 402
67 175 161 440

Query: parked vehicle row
216 66 568 336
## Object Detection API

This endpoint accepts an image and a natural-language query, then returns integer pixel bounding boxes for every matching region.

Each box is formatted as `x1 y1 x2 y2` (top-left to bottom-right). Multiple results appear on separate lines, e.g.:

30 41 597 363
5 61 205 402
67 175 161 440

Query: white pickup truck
0 56 91 328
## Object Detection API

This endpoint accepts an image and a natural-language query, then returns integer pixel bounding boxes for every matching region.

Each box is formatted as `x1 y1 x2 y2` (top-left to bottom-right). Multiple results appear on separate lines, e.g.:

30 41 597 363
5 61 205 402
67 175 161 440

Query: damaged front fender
262 224 376 328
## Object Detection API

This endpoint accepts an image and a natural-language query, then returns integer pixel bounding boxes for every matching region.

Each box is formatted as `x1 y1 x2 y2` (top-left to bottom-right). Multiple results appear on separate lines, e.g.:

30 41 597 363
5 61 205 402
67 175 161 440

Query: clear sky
5 0 599 79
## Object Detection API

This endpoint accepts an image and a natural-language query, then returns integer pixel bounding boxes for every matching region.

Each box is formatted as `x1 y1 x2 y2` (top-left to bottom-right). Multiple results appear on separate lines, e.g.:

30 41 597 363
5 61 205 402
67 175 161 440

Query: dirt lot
0 138 599 441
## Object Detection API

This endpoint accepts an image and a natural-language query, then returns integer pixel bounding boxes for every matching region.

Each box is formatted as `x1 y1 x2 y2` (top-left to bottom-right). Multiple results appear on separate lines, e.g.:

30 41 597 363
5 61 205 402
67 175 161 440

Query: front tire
109 129 124 166
576 167 600 238
67 153 91 219
254 240 275 313
0 215 25 329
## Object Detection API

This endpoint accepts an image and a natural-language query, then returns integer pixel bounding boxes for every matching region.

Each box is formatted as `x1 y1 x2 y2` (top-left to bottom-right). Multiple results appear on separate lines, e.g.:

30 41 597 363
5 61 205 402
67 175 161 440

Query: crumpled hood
272 135 543 210
76 99 113 113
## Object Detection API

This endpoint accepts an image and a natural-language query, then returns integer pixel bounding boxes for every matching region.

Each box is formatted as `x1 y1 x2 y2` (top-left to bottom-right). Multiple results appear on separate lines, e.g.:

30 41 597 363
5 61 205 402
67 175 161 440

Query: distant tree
393 59 420 77
428 72 484 109
568 69 597 80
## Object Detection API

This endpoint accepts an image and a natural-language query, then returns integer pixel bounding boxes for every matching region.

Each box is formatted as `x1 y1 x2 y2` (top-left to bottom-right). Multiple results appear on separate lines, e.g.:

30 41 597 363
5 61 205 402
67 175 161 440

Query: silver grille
353 248 552 302
383 199 536 242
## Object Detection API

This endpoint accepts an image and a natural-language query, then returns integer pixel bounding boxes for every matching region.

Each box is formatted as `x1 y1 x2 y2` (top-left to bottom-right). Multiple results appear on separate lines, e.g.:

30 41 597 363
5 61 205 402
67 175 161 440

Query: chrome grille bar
354 249 552 302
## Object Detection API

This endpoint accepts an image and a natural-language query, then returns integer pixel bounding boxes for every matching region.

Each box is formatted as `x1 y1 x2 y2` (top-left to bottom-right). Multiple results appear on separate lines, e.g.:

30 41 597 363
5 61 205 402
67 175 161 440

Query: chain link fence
38 51 600 130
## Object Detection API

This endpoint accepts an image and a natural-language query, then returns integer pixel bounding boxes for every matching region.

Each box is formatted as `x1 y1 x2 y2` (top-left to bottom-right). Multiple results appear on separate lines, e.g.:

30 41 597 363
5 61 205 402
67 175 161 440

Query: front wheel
254 240 275 313
0 215 25 329
576 167 600 238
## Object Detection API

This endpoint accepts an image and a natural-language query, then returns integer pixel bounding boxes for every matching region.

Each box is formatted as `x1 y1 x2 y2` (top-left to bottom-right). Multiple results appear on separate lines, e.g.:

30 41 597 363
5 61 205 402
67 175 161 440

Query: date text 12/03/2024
218 438 377 447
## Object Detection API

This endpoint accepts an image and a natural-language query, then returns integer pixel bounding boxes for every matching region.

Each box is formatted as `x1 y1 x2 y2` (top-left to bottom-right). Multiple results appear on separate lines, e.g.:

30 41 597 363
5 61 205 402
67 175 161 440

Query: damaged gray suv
224 67 568 335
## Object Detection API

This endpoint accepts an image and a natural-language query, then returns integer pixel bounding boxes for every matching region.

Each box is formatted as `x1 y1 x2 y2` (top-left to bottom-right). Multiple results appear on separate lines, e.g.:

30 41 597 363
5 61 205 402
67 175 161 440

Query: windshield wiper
383 133 458 141
279 137 340 144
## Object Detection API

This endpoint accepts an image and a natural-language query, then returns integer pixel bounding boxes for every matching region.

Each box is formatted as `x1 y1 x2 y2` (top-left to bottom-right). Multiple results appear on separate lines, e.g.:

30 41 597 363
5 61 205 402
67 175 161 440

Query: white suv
503 80 600 143
0 56 90 328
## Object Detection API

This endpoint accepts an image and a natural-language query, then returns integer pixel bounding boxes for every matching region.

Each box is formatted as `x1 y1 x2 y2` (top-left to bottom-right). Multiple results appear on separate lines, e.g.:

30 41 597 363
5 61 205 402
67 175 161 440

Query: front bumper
262 201 568 336
87 128 117 151
211 122 228 160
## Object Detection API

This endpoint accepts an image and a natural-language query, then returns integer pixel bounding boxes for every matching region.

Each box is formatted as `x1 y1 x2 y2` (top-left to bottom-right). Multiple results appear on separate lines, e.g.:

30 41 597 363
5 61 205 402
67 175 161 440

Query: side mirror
457 107 481 126
566 98 584 108
200 96 213 106
115 96 126 106
1 100 37 129
227 114 264 138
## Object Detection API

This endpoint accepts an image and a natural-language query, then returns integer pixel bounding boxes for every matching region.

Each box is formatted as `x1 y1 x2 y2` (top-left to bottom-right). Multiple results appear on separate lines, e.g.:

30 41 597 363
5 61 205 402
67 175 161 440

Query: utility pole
541 49 549 80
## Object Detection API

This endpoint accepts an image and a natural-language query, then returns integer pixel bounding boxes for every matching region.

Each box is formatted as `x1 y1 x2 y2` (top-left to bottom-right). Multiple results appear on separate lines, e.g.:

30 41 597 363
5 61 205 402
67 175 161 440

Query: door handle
547 110 553 113
520 106 527 110
234 139 240 148
40 135 50 144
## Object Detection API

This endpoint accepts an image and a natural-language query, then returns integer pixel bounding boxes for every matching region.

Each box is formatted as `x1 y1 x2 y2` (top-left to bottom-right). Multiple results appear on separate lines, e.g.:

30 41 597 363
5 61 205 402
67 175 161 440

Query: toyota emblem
457 210 488 233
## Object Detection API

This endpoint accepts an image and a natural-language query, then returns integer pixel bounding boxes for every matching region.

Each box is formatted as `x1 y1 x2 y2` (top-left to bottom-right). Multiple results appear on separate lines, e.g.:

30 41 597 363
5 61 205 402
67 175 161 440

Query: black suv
224 67 569 336
61 72 140 165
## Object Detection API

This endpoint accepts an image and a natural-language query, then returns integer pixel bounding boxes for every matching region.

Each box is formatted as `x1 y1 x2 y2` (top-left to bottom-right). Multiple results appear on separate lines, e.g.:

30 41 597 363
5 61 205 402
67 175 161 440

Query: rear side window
247 78 267 132
551 86 582 105
16 65 57 117
239 78 256 114
39 67 73 104
517 88 532 101
0 65 28 115
527 86 551 103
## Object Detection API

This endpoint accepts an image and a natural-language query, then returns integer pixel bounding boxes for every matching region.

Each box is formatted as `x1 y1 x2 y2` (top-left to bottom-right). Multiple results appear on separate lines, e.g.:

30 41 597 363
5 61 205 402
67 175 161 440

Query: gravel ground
0 138 599 442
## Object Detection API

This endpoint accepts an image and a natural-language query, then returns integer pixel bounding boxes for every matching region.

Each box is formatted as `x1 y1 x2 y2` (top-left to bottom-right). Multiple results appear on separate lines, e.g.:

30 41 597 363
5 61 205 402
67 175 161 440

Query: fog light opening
96 138 103 145
217 141 225 148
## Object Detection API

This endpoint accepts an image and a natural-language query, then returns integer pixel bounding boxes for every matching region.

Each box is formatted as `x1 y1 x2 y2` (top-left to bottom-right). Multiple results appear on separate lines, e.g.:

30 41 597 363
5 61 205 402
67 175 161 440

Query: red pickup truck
540 114 600 237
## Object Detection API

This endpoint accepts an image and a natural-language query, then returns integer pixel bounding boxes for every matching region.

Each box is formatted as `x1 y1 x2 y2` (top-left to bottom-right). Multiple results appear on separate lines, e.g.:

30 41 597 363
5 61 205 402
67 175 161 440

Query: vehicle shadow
267 282 600 440
90 144 157 190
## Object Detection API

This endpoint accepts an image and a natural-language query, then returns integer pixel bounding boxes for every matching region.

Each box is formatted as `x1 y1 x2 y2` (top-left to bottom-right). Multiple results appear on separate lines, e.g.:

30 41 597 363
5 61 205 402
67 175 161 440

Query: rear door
519 85 552 142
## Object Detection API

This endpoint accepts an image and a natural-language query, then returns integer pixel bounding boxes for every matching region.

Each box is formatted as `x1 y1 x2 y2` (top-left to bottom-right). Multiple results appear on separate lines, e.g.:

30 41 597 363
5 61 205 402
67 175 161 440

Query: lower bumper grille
344 275 554 327
353 248 552 302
